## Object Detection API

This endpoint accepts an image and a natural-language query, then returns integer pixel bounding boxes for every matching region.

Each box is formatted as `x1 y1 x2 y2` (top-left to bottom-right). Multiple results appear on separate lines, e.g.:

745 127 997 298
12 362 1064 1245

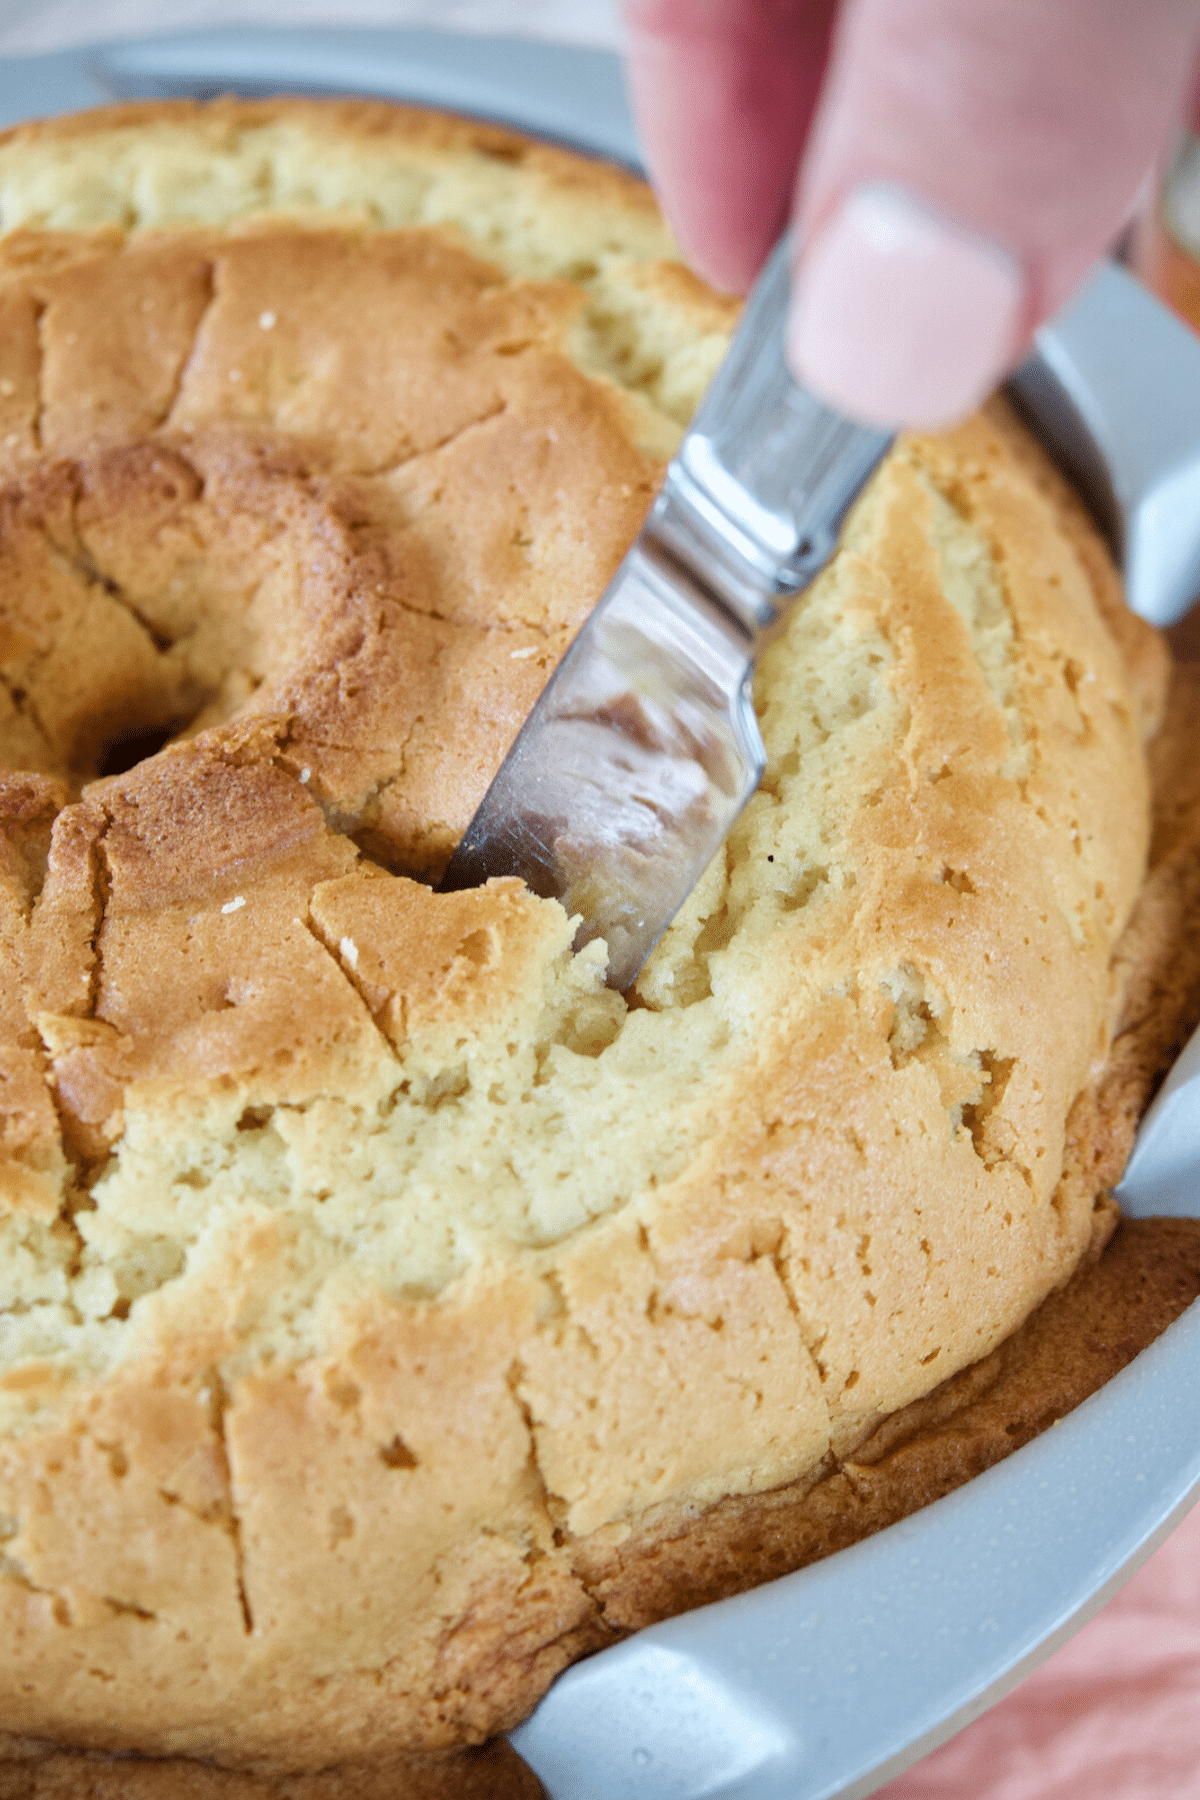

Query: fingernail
786 183 1025 430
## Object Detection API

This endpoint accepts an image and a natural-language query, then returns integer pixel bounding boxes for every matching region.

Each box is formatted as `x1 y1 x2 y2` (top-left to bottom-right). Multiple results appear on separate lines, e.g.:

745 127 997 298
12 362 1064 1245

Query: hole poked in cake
379 1434 419 1470
879 964 1017 1150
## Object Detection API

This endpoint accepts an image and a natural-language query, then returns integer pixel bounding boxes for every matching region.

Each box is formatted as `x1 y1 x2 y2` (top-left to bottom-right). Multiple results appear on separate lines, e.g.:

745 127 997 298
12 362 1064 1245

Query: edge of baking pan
0 26 643 169
512 1297 1200 1800
1 28 1196 1800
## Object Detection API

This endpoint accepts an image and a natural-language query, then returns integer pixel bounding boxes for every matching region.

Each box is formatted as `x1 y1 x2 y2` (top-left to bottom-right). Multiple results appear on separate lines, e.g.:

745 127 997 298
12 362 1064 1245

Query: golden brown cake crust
0 98 1188 1778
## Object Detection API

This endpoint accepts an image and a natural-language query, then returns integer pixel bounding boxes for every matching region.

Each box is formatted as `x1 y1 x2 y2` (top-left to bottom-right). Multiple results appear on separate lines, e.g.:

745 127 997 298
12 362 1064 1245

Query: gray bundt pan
0 29 1197 1799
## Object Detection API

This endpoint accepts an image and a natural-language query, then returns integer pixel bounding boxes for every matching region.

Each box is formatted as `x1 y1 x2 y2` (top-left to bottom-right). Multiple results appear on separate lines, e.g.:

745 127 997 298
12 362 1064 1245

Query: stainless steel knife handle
647 237 894 645
663 249 1200 637
653 248 1200 639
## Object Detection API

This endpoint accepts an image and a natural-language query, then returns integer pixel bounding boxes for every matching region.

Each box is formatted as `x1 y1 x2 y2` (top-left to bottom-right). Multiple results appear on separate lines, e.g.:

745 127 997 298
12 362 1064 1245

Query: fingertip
786 183 1026 429
663 220 767 298
621 1 837 296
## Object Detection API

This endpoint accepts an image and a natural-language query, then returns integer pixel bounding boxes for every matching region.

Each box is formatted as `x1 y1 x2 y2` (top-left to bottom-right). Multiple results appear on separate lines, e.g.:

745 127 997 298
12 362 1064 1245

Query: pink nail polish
786 184 1025 430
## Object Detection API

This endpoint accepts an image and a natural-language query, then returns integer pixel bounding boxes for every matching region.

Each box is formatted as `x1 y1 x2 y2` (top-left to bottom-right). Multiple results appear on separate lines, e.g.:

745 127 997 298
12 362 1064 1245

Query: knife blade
440 237 893 990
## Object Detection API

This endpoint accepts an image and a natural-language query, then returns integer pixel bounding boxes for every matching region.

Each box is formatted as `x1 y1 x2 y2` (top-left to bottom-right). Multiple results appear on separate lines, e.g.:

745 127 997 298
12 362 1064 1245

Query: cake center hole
96 718 192 779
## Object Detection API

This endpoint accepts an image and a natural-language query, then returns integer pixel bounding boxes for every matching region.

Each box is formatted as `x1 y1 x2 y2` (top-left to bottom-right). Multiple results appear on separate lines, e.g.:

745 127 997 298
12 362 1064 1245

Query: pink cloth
877 1498 1200 1798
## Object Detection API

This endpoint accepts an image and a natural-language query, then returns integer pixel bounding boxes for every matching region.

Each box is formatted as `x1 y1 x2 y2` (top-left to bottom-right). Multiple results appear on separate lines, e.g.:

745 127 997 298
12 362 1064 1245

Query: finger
622 0 838 292
787 0 1200 428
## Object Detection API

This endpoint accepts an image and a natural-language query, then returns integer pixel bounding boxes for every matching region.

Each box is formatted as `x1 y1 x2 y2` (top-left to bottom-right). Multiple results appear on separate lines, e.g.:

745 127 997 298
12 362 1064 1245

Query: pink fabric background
878 1498 1200 1797
2 4 1198 1792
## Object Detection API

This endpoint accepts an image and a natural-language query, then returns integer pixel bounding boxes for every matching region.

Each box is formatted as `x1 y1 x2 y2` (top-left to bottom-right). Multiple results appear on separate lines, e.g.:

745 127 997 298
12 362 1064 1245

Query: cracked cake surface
0 97 1176 1772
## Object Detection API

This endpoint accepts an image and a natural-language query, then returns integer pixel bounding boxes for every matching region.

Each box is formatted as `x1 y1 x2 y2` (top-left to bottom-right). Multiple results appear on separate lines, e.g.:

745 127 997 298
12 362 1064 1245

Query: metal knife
440 237 893 990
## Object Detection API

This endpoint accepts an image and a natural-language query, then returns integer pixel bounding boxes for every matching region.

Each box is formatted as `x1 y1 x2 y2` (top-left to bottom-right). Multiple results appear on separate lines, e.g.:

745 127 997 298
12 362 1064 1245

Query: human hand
622 0 1200 428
